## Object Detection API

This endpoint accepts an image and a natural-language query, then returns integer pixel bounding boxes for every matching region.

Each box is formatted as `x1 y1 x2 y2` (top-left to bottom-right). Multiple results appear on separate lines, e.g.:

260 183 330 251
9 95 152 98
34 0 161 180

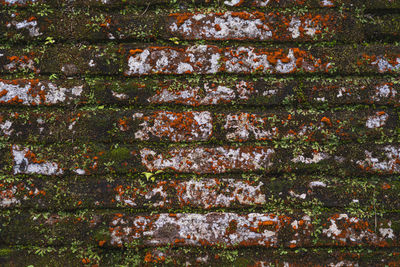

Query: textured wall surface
1 0 400 266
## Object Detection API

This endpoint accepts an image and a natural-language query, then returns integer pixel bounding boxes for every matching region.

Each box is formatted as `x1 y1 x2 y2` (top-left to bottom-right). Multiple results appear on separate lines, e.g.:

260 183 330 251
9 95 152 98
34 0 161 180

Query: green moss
0 248 13 256
390 220 400 233
109 147 131 162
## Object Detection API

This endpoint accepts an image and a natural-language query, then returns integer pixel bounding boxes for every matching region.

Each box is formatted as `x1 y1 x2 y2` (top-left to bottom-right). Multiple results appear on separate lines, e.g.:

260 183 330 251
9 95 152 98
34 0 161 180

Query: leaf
142 172 153 180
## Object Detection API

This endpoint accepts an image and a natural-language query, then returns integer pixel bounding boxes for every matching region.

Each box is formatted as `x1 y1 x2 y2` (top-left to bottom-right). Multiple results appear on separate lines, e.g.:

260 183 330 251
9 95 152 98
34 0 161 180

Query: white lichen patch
289 190 306 199
0 80 83 105
320 0 334 7
133 111 212 142
4 57 36 72
109 213 282 247
88 59 96 67
224 47 324 74
74 168 85 175
115 182 170 208
225 47 270 73
379 226 394 239
3 0 37 4
371 56 400 73
275 49 297 73
179 179 266 208
12 145 63 175
0 186 20 207
170 12 326 41
336 87 352 98
201 85 236 104
323 214 348 239
124 49 151 75
322 214 395 244
309 181 327 188
262 89 277 96
224 0 243 6
124 46 221 75
147 81 256 106
10 19 42 37
114 178 265 209
0 120 13 136
357 145 400 173
169 12 273 40
365 112 389 128
140 146 275 173
252 0 272 7
288 18 301 39
111 91 128 100
125 46 328 75
292 152 329 164
372 83 397 101
224 113 278 141
144 184 169 207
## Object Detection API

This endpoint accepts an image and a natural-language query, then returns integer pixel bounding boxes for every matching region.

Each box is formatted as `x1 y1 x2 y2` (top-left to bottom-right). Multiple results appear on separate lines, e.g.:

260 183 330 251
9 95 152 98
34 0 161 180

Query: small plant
49 74 58 81
142 170 163 181
45 36 55 45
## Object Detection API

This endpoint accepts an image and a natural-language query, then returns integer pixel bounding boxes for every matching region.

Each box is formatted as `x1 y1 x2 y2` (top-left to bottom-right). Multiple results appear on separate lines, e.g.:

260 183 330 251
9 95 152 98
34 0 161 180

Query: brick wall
1 0 400 265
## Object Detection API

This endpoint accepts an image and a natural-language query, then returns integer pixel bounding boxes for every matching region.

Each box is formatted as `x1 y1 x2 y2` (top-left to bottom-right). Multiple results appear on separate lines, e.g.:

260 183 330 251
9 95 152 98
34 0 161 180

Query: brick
223 0 400 9
2 0 400 9
0 10 160 42
1 211 398 248
165 11 357 42
1 174 399 211
2 247 400 266
3 76 399 107
140 146 275 173
219 110 397 142
77 76 400 107
0 0 169 6
0 109 397 143
0 78 84 105
1 45 400 76
4 143 400 175
0 177 266 209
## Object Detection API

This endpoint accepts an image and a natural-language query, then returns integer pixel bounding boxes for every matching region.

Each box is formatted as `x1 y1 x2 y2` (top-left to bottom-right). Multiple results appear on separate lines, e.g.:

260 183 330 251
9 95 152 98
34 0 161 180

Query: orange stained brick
129 49 143 55
321 116 332 126
259 220 274 226
144 252 152 262
169 13 193 26
382 183 391 190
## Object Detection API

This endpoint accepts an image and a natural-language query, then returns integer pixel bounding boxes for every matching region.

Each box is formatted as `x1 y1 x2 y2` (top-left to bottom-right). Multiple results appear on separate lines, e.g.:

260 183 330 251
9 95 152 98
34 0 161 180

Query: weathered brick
4 143 400 175
0 177 266 209
222 0 400 9
219 110 397 142
140 146 275 173
2 247 400 266
3 76 398 107
0 109 397 143
1 211 398 248
0 11 160 42
2 0 400 9
166 11 357 42
0 78 84 105
1 45 400 76
1 174 398 211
